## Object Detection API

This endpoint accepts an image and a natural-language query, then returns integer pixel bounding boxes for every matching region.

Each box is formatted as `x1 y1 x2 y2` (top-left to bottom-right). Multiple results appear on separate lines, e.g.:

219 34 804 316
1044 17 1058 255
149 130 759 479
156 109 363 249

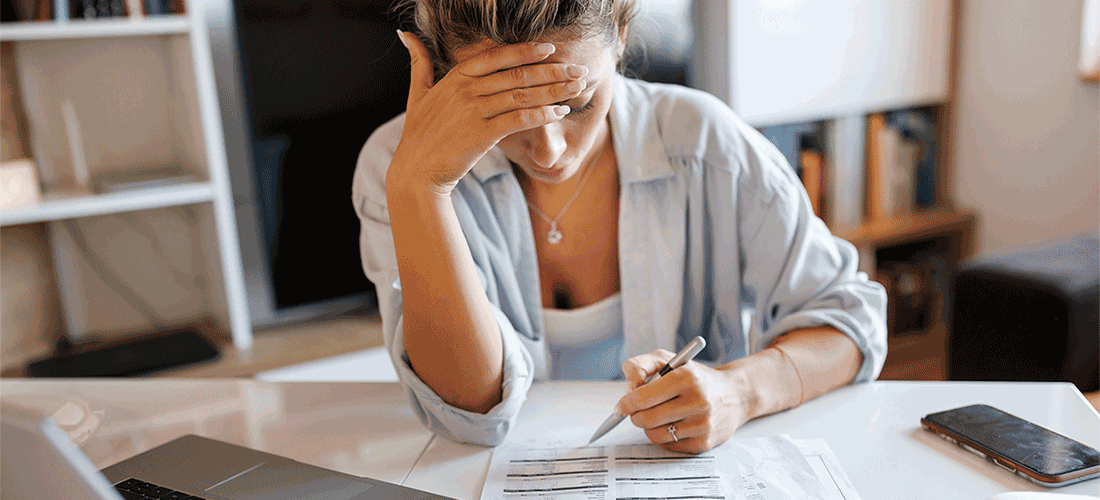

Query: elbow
420 409 514 447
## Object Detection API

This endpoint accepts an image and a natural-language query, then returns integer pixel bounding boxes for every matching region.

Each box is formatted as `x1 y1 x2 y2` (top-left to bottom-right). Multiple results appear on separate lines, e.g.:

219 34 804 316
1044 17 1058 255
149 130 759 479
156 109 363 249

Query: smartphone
921 404 1100 487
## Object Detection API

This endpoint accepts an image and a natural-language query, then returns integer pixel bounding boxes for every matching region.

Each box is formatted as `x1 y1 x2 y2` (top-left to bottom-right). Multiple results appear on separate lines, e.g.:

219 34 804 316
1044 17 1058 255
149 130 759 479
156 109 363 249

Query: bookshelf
0 0 252 362
694 0 973 380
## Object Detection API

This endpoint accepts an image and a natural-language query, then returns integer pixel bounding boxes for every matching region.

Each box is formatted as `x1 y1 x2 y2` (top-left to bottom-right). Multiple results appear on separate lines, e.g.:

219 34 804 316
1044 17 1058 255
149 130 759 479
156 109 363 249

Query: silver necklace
525 150 601 245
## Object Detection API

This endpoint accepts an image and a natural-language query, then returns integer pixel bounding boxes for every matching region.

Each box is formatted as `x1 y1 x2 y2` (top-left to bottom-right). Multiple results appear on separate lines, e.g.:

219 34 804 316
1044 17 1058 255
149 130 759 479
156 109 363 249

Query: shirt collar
470 74 674 184
608 74 675 184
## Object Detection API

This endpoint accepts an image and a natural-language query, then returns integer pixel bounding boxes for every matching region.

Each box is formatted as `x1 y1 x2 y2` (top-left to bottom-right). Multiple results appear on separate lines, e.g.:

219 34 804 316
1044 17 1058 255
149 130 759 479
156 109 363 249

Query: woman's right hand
389 31 588 194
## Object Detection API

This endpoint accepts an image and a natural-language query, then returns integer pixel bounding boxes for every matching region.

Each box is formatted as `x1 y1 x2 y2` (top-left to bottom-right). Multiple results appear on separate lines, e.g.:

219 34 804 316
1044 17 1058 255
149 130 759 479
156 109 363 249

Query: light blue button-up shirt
352 75 888 447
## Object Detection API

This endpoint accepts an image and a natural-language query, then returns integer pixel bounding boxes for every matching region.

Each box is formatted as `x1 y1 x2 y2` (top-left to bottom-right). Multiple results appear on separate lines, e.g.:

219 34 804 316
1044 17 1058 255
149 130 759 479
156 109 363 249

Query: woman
352 0 887 453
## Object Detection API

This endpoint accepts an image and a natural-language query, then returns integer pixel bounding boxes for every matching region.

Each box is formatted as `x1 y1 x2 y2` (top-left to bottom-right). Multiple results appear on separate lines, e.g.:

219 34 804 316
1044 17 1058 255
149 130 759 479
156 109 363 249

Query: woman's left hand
616 350 755 454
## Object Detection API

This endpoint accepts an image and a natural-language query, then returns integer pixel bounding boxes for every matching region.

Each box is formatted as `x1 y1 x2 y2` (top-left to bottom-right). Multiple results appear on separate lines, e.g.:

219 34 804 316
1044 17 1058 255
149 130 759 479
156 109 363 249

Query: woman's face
452 34 619 185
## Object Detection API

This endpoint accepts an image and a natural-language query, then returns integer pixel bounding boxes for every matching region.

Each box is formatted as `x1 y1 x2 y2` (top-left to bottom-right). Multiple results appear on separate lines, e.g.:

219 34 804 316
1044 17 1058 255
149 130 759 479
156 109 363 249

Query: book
53 0 67 20
823 115 866 232
890 137 918 216
867 110 936 220
79 0 95 18
864 113 891 221
887 109 937 209
799 134 826 220
32 0 52 20
142 0 162 15
142 0 179 16
760 122 819 177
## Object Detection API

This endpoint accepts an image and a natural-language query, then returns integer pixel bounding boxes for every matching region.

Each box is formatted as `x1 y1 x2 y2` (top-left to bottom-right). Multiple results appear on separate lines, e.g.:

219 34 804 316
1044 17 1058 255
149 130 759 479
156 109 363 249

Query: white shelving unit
0 15 191 40
0 182 215 226
0 0 252 351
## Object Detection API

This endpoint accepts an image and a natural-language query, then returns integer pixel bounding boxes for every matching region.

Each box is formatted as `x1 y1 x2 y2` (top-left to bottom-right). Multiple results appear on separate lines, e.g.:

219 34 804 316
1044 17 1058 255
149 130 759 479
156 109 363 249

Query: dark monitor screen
232 0 409 310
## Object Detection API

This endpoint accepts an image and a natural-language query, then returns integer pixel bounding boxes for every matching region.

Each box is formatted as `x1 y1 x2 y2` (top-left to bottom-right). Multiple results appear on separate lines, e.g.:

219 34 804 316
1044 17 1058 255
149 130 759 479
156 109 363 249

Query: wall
952 0 1100 255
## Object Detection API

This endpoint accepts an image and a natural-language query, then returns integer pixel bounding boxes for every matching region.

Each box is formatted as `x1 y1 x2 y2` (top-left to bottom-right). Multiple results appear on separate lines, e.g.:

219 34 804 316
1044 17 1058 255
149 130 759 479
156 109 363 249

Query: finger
482 79 587 119
629 394 698 430
646 413 710 442
621 349 675 389
659 437 710 455
615 371 681 417
644 421 689 445
472 63 588 97
397 30 433 106
456 41 557 78
486 105 570 139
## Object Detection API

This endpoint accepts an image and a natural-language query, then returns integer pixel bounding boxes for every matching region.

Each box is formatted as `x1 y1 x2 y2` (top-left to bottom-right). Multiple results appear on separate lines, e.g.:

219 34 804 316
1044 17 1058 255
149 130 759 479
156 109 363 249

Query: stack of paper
483 435 861 500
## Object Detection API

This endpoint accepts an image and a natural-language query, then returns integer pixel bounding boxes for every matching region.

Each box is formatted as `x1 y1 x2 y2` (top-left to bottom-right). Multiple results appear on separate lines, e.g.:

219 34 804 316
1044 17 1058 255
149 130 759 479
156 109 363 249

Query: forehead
451 36 617 74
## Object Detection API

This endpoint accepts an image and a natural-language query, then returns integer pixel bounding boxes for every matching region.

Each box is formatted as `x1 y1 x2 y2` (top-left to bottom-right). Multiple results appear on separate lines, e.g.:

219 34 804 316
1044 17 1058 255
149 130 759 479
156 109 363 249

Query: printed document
482 435 860 500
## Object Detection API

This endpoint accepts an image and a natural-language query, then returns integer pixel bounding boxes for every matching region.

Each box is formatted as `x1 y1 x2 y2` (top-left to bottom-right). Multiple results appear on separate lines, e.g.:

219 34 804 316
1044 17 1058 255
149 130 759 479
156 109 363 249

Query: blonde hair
397 0 639 82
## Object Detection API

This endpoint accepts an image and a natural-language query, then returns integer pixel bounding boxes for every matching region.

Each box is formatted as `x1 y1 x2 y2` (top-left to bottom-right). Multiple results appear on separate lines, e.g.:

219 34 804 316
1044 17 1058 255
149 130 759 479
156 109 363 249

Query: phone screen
922 404 1100 482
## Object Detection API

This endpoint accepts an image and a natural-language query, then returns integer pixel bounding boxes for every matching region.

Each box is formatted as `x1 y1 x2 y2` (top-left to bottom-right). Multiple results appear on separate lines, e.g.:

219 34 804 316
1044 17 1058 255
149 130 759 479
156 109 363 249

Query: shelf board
0 16 190 41
837 210 976 249
0 181 215 226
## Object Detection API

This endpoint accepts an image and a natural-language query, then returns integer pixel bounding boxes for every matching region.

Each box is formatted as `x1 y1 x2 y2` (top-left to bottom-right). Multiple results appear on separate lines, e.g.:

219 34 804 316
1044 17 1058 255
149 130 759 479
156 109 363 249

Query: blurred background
1 0 1097 401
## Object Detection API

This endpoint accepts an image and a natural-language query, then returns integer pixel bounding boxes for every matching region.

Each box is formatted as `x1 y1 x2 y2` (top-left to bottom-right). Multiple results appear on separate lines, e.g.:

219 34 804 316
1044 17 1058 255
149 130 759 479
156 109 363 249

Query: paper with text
482 436 861 500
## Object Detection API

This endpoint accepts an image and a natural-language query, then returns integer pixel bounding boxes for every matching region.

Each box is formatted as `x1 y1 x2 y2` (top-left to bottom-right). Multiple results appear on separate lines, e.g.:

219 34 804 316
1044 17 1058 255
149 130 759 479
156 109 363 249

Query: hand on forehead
451 36 617 83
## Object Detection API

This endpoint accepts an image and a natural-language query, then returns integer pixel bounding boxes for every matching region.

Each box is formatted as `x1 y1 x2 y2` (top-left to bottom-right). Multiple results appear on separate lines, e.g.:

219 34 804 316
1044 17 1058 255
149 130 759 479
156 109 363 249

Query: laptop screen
1 402 122 500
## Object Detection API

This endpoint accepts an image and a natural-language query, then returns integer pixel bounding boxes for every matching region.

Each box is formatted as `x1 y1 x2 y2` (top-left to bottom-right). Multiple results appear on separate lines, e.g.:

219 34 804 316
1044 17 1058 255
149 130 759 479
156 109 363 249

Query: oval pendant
547 228 563 244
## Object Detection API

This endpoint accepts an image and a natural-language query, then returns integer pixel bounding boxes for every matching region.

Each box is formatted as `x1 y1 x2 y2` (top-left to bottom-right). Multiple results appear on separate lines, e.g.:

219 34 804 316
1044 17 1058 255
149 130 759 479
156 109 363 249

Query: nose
524 122 566 169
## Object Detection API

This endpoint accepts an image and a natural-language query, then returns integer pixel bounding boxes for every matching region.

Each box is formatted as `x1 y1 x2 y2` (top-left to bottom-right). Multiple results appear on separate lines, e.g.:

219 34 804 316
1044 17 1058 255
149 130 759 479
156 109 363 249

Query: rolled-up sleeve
736 129 888 382
352 117 535 446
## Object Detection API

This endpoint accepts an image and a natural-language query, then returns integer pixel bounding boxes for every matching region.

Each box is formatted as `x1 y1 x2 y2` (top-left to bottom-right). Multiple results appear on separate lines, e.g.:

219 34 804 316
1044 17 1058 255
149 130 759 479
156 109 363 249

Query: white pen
588 336 707 444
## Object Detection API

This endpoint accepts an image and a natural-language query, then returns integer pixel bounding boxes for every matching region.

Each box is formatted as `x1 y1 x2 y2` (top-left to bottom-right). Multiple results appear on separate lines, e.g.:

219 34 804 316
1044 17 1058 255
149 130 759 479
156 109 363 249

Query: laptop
1 402 455 500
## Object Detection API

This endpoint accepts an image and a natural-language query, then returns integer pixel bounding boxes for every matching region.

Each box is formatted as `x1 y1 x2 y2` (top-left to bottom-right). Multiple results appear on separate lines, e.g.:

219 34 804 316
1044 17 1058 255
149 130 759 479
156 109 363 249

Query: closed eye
553 96 595 117
568 100 595 116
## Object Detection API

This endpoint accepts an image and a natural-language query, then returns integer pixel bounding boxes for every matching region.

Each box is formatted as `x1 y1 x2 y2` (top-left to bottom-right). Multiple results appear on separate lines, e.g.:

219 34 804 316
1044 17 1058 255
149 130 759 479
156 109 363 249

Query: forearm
724 326 863 421
386 169 503 414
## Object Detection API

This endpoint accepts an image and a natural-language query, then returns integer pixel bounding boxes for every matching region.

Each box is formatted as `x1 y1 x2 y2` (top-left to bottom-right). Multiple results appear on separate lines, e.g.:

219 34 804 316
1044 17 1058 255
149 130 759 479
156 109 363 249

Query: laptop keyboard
114 478 207 500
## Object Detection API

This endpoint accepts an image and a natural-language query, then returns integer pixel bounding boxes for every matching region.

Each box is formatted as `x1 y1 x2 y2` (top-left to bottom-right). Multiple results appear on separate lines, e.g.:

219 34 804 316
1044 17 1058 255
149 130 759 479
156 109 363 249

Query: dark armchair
947 234 1099 393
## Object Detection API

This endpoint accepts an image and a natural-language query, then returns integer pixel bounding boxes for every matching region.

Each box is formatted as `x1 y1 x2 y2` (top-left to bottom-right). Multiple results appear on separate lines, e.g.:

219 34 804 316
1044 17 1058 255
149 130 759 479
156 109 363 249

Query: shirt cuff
388 307 535 447
751 282 888 383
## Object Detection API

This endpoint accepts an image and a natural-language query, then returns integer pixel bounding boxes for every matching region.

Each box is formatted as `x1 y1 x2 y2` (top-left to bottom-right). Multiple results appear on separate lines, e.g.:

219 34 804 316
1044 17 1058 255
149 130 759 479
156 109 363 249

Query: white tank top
542 292 626 380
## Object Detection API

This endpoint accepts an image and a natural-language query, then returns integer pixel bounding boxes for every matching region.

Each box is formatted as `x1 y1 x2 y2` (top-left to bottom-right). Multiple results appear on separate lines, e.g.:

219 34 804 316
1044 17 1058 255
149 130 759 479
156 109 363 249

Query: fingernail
553 105 570 117
534 42 556 56
564 79 586 93
396 30 409 49
566 65 588 79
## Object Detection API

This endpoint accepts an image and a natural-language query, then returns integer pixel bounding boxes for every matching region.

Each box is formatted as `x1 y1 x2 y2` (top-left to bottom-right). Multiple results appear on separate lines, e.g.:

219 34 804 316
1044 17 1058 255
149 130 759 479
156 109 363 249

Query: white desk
2 380 1098 499
0 380 432 484
402 381 1100 499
